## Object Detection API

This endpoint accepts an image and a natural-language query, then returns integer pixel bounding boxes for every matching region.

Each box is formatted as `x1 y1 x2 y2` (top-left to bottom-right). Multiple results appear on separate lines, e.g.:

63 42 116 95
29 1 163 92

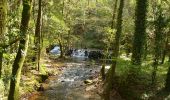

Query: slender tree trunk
65 0 71 51
34 0 42 71
59 39 63 58
165 65 170 91
0 52 3 78
101 0 118 81
41 10 44 49
8 0 32 100
104 0 124 99
33 0 36 23
111 0 118 29
131 0 148 65
60 0 65 58
62 0 65 15
101 48 108 80
154 7 164 65
161 38 168 64
101 64 105 80
152 4 164 85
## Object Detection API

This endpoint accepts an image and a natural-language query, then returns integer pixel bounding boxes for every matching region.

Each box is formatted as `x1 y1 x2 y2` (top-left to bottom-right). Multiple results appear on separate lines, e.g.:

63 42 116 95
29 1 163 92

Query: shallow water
28 60 102 100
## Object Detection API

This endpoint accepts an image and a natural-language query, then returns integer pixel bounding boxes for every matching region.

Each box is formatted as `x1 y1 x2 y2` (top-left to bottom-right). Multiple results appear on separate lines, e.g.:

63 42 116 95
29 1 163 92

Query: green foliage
0 79 5 98
1 53 14 94
102 27 116 47
39 64 47 75
115 58 169 99
1 0 170 99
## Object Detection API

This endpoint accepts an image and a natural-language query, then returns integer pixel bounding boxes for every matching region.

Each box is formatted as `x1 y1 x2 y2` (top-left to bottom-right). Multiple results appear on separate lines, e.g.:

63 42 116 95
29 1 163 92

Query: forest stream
2 0 170 100
26 59 103 100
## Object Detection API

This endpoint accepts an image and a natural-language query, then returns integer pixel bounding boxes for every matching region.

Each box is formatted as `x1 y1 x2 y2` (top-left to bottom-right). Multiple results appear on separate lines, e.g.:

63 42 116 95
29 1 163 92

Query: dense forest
0 0 170 100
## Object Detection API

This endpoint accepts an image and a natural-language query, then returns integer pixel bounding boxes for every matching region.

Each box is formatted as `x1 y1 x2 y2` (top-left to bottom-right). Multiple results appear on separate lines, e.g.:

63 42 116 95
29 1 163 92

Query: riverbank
20 56 105 100
20 56 65 100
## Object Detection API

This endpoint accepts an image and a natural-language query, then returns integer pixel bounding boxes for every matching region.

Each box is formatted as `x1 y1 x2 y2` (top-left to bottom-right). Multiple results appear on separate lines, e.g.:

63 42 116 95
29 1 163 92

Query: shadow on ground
149 88 170 100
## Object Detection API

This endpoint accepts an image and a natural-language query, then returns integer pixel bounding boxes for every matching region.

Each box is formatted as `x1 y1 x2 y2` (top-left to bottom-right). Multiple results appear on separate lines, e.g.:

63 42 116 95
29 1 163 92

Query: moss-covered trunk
131 0 148 65
104 0 124 99
34 0 42 71
111 0 118 29
8 0 32 100
0 0 7 78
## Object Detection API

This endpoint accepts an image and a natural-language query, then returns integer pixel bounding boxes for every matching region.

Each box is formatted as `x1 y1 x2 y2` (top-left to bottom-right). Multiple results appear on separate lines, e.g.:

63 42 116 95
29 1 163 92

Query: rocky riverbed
25 60 103 100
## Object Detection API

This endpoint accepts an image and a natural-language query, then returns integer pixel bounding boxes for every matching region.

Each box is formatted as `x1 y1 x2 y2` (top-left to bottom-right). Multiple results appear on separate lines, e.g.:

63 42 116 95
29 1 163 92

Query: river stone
30 61 102 100
61 80 65 82
84 79 93 84
86 85 96 91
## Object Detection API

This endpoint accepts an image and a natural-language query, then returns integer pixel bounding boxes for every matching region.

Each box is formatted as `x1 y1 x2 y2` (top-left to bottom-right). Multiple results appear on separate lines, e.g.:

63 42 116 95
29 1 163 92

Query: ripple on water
30 62 102 100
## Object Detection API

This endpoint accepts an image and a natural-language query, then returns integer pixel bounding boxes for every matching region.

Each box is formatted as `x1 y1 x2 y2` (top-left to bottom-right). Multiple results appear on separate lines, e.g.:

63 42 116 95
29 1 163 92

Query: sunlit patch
165 95 170 100
120 54 131 61
99 65 111 70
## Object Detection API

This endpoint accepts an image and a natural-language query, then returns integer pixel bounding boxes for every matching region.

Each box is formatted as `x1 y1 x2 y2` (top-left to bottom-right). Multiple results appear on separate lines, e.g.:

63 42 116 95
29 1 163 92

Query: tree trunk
154 7 164 65
8 0 32 100
101 49 108 80
104 0 124 99
152 4 164 84
131 0 148 65
34 0 42 71
41 10 44 49
101 64 105 80
62 0 65 15
161 38 168 64
101 0 118 80
165 65 170 91
33 0 36 23
0 51 3 78
59 39 63 58
111 0 118 29
0 0 7 78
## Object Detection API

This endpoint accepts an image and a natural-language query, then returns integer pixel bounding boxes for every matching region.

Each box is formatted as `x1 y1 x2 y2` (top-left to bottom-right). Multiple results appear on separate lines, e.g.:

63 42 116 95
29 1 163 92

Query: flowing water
28 60 102 100
25 49 105 100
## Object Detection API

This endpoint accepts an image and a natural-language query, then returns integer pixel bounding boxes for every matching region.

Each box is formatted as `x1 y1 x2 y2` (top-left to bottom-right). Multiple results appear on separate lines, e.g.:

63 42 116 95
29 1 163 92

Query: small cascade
49 46 60 55
49 46 104 60
72 49 88 58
